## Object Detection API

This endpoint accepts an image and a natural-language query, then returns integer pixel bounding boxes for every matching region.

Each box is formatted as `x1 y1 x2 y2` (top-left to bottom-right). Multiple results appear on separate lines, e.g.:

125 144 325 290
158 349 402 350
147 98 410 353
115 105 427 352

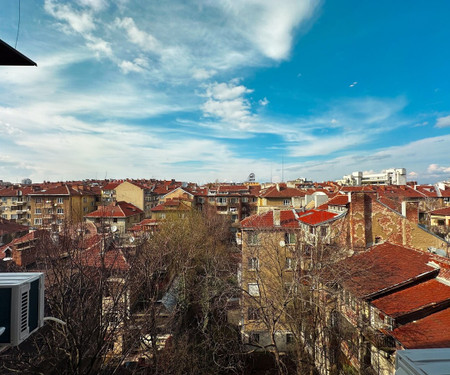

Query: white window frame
248 257 259 271
248 283 260 297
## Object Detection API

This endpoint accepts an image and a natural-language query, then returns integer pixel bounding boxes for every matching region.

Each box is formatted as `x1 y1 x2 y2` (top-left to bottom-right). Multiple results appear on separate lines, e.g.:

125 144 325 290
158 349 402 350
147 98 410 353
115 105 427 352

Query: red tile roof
217 185 250 193
151 199 191 211
81 235 130 271
128 218 158 232
336 242 436 299
85 201 143 218
377 196 401 212
372 279 450 318
0 218 28 236
102 182 120 190
241 210 299 228
439 187 450 198
327 194 349 206
260 184 306 198
391 308 450 349
0 186 34 197
430 207 450 216
414 185 439 197
297 209 339 226
0 230 47 259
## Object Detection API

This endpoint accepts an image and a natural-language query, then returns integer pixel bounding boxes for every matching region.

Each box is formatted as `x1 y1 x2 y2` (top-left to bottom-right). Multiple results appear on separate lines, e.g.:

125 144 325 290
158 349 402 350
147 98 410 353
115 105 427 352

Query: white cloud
44 0 96 34
204 81 253 101
259 98 269 106
119 60 145 74
77 0 108 12
218 0 318 60
86 36 113 56
436 115 450 128
114 17 160 52
192 68 216 80
427 164 450 174
201 81 256 129
287 134 364 157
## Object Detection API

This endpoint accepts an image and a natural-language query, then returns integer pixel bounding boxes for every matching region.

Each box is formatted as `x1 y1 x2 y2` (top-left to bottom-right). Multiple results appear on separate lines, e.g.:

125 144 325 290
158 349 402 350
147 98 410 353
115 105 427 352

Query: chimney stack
273 209 280 227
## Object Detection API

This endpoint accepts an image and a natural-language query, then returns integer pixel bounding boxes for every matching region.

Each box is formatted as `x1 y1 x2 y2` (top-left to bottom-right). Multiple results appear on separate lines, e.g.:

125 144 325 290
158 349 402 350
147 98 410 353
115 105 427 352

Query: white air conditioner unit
0 273 44 347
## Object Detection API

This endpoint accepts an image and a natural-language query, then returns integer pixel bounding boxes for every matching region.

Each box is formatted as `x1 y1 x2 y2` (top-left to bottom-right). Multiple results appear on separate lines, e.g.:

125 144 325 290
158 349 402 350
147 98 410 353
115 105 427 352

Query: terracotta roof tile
260 185 306 198
85 201 143 218
391 308 450 348
430 207 450 216
297 209 339 226
327 194 349 206
336 242 436 299
372 279 450 318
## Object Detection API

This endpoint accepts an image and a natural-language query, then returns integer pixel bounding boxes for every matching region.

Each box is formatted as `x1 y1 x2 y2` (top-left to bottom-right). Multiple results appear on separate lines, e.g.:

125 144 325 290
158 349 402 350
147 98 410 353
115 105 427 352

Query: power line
15 0 21 49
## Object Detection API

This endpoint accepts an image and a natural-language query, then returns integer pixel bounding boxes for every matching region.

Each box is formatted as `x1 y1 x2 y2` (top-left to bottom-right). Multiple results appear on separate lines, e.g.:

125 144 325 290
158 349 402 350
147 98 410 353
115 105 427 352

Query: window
283 198 291 206
113 218 118 223
11 197 17 202
35 208 41 214
83 197 87 203
57 208 64 214
35 198 42 203
47 208 53 214
242 197 248 203
1 197 7 202
285 232 296 244
249 333 260 344
1 214 7 219
248 232 259 245
248 257 259 270
320 226 327 237
57 198 64 204
285 257 294 270
286 333 294 344
230 197 238 204
216 197 227 204
208 197 215 202
247 307 260 320
248 283 260 296
83 207 88 212
34 218 42 225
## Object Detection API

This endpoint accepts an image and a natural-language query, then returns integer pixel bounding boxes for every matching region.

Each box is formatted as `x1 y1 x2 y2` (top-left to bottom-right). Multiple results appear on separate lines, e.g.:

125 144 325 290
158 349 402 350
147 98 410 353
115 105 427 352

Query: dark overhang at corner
0 39 37 66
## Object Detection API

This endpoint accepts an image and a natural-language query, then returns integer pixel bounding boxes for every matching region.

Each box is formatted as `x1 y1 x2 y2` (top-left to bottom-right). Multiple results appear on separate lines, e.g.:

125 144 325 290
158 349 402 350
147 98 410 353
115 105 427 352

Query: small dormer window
3 248 12 260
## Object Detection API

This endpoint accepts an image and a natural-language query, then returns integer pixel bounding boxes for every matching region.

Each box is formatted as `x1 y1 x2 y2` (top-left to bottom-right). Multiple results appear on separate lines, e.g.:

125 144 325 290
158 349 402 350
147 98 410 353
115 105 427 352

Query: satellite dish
129 236 135 243
111 225 118 233
279 240 286 247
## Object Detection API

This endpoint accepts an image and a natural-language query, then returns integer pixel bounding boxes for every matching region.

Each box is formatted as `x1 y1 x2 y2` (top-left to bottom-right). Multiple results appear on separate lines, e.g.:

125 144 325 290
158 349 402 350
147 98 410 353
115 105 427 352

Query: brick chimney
349 193 373 251
401 201 418 224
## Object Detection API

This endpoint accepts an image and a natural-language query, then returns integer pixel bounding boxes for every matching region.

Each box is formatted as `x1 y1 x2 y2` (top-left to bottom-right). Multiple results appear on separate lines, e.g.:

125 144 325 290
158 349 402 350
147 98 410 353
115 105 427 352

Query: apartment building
29 184 97 230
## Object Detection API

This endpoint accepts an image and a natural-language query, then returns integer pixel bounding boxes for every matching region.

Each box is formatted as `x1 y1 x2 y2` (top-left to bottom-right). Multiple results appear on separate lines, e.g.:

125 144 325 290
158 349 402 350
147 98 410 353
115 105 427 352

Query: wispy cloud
436 115 450 128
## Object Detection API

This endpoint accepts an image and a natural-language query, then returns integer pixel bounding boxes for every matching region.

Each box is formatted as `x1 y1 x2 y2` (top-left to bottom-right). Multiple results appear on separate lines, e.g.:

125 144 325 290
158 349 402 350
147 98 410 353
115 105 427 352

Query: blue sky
0 0 449 184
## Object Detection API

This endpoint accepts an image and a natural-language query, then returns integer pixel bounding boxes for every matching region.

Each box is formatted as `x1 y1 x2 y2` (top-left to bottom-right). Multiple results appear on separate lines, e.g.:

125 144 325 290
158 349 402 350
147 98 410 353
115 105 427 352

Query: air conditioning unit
0 273 44 347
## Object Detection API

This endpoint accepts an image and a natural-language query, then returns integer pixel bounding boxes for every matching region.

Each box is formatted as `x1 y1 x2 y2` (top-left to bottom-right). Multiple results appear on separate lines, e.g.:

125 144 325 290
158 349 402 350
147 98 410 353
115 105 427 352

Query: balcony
363 327 396 353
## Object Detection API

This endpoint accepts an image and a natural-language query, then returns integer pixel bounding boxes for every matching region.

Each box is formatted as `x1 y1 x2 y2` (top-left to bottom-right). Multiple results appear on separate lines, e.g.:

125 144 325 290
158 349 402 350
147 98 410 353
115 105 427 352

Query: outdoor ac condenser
0 273 44 347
